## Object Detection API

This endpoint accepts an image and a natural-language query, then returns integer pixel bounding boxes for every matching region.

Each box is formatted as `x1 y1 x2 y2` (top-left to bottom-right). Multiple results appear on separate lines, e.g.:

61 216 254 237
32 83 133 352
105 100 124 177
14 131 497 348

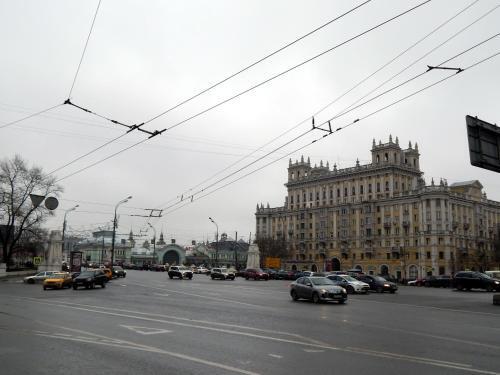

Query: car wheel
188 276 192 280
346 285 354 294
211 276 215 280
179 275 183 280
245 277 249 280
73 285 78 290
43 286 47 290
90 282 95 289
338 299 346 304
389 290 396 294
101 282 106 288
486 285 493 292
424 282 430 288
28 279 34 284
456 284 464 291
169 275 173 279
377 286 383 293
312 292 321 304
291 290 299 301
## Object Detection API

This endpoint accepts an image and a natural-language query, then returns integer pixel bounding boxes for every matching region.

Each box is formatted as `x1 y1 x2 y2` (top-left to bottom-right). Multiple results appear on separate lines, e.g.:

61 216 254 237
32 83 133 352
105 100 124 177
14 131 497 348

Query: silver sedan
23 271 58 284
290 276 347 304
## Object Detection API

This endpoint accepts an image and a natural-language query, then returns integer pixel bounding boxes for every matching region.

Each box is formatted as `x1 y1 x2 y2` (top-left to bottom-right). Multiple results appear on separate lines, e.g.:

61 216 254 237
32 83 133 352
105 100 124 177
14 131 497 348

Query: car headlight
384 284 390 287
341 288 347 294
495 281 499 285
320 289 327 294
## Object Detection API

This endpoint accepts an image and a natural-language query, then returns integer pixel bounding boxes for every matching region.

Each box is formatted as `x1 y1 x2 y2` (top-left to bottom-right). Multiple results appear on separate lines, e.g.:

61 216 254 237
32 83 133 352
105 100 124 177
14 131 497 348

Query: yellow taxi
43 272 73 290
95 267 112 280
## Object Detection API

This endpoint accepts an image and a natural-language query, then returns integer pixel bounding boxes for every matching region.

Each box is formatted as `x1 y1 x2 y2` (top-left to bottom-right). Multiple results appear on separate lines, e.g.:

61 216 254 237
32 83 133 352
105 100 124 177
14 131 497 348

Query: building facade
255 136 500 280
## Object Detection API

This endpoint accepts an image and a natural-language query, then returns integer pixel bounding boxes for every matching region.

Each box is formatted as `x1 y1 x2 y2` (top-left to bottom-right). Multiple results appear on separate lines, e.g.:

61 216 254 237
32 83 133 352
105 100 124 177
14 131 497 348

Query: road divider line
25 299 499 375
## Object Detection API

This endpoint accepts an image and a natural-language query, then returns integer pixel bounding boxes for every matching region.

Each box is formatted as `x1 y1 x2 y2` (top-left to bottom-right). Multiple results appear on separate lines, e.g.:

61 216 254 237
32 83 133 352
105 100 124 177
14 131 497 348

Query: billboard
466 115 500 173
264 257 281 269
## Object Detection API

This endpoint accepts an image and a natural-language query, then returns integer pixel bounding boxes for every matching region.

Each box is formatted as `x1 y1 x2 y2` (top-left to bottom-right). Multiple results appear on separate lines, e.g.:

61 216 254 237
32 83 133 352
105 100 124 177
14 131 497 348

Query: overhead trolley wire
0 103 63 130
68 0 102 99
160 51 500 217
152 0 479 209
143 0 373 125
333 3 500 119
50 1 430 184
156 0 432 134
157 37 500 213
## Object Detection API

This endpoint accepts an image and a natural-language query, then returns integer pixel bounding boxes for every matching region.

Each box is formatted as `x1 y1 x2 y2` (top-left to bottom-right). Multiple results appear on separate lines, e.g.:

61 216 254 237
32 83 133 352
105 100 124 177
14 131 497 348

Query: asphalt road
0 271 499 375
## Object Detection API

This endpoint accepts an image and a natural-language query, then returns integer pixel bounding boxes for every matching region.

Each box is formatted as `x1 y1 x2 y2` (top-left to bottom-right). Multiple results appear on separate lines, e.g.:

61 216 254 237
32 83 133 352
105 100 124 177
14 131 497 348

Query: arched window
376 155 380 163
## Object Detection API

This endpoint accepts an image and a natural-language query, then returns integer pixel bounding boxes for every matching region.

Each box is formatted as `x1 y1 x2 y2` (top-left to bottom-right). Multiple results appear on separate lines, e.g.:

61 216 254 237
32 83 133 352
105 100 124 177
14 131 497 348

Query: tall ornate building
255 136 500 280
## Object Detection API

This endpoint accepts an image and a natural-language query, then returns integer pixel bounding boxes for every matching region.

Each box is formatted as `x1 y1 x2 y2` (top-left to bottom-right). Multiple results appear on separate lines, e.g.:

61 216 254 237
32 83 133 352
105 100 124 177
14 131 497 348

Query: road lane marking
35 331 260 375
120 325 172 335
24 299 499 375
23 297 329 346
268 354 282 359
131 282 267 309
304 349 325 353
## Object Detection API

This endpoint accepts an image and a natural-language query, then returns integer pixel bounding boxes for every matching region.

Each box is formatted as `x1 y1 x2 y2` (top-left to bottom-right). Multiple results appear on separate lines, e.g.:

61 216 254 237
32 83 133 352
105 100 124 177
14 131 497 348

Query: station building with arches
255 136 500 280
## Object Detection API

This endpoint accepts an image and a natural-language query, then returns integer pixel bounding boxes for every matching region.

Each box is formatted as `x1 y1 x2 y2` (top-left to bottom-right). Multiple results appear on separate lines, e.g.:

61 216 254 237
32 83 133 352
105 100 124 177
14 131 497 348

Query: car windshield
479 273 492 279
79 271 94 277
177 266 189 270
50 273 67 278
310 277 335 286
374 276 388 282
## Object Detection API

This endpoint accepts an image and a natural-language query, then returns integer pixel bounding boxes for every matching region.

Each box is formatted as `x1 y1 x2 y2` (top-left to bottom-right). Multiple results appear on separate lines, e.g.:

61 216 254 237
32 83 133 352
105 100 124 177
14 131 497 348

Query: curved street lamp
209 217 218 267
62 204 79 263
111 196 132 267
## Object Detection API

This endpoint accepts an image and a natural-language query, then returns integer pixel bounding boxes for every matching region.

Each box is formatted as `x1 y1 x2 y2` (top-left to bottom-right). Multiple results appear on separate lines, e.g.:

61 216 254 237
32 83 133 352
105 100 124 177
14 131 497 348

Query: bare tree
0 155 62 269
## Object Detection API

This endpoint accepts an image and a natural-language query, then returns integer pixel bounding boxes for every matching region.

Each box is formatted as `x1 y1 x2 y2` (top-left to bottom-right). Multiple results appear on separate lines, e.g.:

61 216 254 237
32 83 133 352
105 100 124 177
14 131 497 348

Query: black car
453 271 500 292
112 266 127 278
356 275 398 293
263 269 278 279
424 275 452 288
73 270 108 289
168 266 193 280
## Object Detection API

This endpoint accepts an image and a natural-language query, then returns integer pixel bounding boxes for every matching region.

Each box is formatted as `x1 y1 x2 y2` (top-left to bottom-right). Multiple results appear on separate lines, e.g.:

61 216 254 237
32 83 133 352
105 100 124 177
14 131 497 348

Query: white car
196 266 209 275
327 274 370 294
24 271 58 284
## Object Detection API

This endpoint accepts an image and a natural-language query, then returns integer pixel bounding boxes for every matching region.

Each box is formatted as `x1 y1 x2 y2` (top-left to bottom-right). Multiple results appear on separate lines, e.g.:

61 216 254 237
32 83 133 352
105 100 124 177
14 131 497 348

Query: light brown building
255 136 500 280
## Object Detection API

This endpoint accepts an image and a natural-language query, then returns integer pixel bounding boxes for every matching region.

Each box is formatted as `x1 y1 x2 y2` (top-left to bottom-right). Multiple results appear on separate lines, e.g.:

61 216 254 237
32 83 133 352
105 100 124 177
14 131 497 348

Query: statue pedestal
38 230 63 272
246 244 260 269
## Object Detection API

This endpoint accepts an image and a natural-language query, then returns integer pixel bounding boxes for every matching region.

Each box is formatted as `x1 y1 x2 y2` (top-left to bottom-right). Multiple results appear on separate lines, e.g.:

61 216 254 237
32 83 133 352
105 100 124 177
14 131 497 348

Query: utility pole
62 204 78 263
234 231 238 270
209 217 218 267
148 223 156 265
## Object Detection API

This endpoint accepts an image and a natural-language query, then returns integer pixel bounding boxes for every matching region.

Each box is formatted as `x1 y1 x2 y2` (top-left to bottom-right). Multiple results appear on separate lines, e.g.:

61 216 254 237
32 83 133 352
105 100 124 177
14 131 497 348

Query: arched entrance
380 265 389 276
331 258 341 271
311 264 318 272
291 264 297 271
163 250 180 265
354 265 362 272
409 265 418 279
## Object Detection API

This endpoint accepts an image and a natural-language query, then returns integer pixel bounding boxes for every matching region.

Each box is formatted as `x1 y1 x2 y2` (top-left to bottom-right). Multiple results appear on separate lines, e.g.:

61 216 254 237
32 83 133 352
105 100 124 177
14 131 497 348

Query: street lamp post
62 204 79 264
111 196 132 267
209 217 218 267
148 223 156 265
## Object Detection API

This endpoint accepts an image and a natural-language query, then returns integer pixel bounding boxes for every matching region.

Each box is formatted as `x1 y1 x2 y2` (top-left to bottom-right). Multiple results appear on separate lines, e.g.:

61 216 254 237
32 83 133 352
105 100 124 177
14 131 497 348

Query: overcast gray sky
1 0 499 245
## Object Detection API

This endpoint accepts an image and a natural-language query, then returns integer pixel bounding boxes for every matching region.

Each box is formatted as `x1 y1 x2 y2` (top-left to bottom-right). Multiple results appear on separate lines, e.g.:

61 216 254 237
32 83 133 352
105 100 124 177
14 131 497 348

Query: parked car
211 268 235 280
326 274 370 294
73 270 108 289
43 272 73 290
290 276 347 304
356 275 398 293
263 269 278 279
424 275 452 288
196 266 210 275
453 271 500 292
97 267 112 280
112 266 127 278
244 268 269 280
235 269 246 277
168 266 193 280
23 271 58 284
407 277 428 286
277 270 297 280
